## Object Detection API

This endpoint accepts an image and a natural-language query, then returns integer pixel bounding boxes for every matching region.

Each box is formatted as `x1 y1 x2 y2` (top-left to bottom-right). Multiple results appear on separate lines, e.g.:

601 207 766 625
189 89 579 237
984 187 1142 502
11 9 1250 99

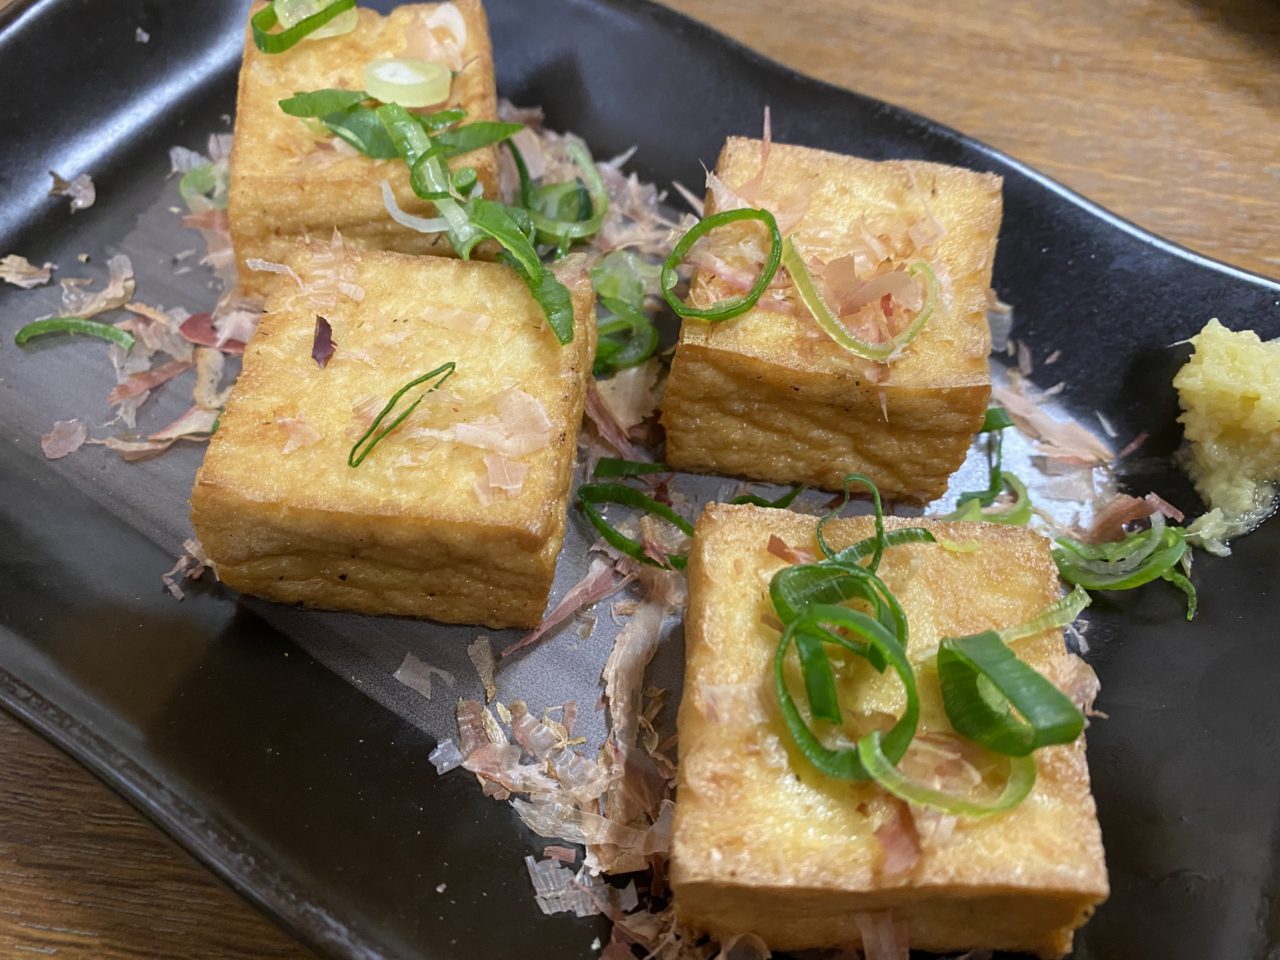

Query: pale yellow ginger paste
1173 318 1280 554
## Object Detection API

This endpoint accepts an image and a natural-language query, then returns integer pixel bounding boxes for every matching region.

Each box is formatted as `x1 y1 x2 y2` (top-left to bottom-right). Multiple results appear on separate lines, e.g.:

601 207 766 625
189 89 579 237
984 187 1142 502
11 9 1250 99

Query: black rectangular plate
2 1 1279 958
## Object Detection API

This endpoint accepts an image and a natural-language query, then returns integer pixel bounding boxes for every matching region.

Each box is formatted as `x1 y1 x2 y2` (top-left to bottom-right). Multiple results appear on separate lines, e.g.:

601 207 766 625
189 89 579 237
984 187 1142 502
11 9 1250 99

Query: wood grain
2 1 1277 958
665 0 1280 281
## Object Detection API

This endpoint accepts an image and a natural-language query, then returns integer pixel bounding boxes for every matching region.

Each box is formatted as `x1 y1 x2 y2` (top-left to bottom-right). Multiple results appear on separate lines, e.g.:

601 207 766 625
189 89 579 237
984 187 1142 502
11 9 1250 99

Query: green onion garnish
15 317 135 351
591 251 661 376
937 630 1085 756
251 0 356 54
595 296 659 375
1053 513 1196 619
730 485 805 509
418 107 468 132
279 88 369 117
322 104 400 158
526 141 609 246
499 250 576 346
942 405 1031 524
859 732 1037 817
783 239 938 361
376 103 575 344
999 584 1091 644
773 604 919 780
577 482 693 570
592 458 669 478
661 208 782 321
364 57 451 109
816 473 885 566
347 362 455 468
435 121 524 160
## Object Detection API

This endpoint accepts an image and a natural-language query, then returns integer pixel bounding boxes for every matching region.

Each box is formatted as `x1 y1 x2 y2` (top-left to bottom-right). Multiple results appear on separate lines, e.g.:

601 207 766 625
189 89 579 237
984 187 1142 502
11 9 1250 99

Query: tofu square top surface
194 244 594 549
682 137 1002 391
232 1 499 219
674 504 1107 899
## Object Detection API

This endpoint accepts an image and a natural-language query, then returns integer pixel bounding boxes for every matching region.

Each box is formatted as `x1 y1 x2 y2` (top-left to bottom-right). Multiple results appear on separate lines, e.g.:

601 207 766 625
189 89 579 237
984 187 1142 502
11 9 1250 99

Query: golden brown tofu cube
661 138 1002 501
672 505 1108 958
229 0 500 295
190 244 595 628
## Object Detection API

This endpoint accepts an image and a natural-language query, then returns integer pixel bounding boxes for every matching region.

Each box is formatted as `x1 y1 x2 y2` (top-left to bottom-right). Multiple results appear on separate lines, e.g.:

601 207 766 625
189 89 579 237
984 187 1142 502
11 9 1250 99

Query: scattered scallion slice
251 0 357 53
417 107 468 133
595 297 659 375
943 471 1033 525
376 103 574 344
661 208 782 321
773 604 919 780
998 584 1091 644
15 317 135 351
937 630 1085 756
592 458 669 479
783 239 938 361
321 104 400 158
816 473 885 567
435 121 524 159
577 482 693 570
591 251 661 375
364 58 452 109
1053 513 1196 619
527 141 609 247
348 362 455 467
731 485 805 509
275 0 358 38
278 88 368 117
859 732 1037 817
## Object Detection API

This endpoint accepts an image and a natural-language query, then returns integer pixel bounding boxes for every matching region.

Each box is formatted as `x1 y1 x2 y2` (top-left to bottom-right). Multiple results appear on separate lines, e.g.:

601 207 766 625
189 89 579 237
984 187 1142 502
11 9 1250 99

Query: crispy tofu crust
671 505 1108 958
661 138 1002 501
229 0 500 294
190 246 595 628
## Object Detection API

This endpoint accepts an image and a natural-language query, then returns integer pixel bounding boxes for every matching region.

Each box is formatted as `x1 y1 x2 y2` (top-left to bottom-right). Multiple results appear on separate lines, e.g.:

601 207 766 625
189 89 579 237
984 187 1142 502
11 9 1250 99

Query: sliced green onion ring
999 585 1091 644
275 0 357 38
364 57 451 108
937 630 1085 756
527 141 609 244
348 362 455 467
943 472 1033 526
251 0 357 53
577 482 693 570
595 297 659 375
782 239 938 361
859 732 1037 817
774 604 919 780
730 485 805 509
436 121 524 159
278 88 368 118
829 527 937 568
661 208 782 321
591 458 669 479
15 317 135 351
816 473 885 568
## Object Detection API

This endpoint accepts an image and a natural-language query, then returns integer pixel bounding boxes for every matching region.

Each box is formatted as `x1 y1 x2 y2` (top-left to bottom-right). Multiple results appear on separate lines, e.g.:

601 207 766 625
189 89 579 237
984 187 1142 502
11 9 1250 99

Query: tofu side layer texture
671 505 1108 958
662 138 1001 501
190 247 595 629
229 0 500 294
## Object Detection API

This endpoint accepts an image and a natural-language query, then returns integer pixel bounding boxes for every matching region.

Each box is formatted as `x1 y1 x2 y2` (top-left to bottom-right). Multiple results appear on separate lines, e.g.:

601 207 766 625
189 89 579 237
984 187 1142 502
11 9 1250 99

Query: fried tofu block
661 138 1002 501
672 505 1108 958
229 0 500 295
190 244 595 628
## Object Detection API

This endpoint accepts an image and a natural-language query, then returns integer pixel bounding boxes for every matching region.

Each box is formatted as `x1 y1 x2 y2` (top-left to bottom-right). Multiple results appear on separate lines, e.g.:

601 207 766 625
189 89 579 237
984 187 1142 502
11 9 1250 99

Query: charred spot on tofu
190 242 595 628
229 0 501 295
671 505 1107 959
661 138 1002 501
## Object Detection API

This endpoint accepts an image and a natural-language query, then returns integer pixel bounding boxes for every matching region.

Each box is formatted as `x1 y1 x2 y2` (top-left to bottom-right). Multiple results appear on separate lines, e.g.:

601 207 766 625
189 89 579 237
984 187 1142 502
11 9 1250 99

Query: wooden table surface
3 0 1277 957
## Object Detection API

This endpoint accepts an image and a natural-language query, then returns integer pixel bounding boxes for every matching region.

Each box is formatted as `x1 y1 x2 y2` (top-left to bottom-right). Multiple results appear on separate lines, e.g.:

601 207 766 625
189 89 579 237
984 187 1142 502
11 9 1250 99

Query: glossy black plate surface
2 1 1279 958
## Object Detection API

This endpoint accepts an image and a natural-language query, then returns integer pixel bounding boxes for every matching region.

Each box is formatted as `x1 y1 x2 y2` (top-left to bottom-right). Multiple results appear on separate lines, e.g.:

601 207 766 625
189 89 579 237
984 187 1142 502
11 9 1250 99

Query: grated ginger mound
1173 318 1280 554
